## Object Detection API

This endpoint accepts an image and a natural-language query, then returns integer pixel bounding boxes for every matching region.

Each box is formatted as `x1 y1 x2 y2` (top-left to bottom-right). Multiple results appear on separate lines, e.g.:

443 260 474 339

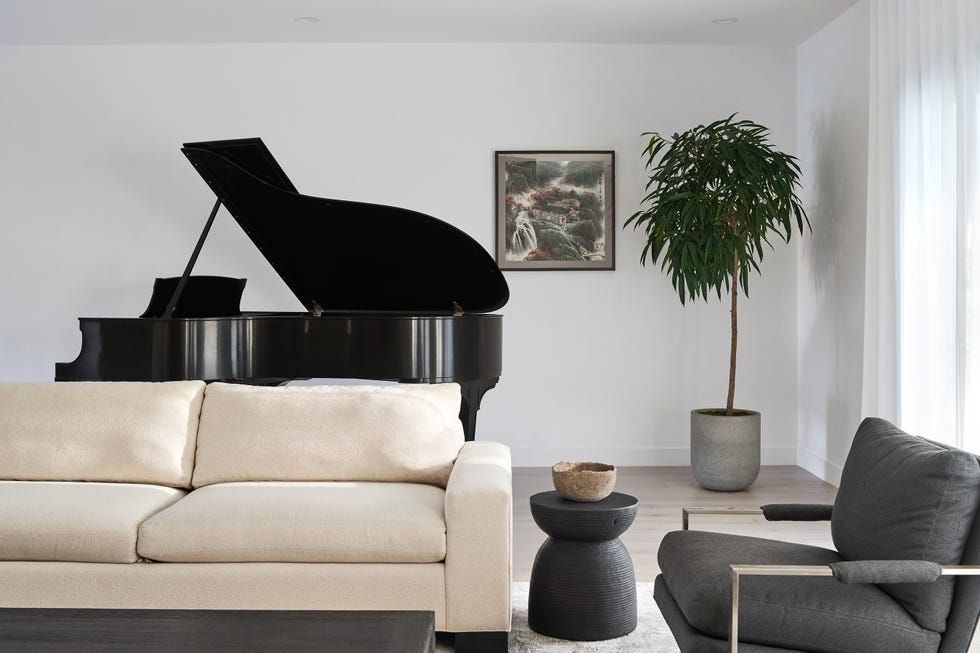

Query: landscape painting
495 151 614 270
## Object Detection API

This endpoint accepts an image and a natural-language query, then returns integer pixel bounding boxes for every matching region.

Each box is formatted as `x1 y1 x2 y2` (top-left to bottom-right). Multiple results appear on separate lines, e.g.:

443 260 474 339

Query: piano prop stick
56 138 509 441
162 197 223 319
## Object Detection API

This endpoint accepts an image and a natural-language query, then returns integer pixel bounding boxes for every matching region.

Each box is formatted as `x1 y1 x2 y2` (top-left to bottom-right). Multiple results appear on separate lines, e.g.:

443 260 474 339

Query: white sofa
0 380 512 652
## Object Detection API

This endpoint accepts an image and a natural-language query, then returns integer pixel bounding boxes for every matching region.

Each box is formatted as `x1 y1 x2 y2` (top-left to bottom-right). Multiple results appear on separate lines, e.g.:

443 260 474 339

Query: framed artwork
495 150 614 270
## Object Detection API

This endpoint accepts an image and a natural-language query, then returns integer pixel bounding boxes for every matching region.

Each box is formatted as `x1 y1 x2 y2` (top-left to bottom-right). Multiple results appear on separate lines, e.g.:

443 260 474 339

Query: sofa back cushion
832 417 980 633
0 381 205 487
191 383 465 488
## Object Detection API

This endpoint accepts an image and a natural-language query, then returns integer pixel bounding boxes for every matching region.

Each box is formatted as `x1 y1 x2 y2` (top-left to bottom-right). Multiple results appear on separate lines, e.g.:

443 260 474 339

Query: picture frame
495 150 614 271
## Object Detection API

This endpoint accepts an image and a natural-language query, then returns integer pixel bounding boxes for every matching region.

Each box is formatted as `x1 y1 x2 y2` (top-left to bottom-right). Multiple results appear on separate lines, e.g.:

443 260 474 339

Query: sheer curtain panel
865 0 979 450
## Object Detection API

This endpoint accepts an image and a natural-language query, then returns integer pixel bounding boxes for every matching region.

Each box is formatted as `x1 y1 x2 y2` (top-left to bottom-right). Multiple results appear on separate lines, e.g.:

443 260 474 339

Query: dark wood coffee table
0 608 435 652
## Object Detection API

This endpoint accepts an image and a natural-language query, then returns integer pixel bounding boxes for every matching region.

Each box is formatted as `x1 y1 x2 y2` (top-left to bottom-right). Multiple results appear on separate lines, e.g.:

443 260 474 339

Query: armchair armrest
829 560 941 584
727 563 980 653
760 503 833 522
682 507 763 530
444 441 512 633
681 504 833 530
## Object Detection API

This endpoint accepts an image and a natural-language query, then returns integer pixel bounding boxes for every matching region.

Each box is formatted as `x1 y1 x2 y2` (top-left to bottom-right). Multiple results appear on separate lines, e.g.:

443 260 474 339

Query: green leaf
625 113 810 404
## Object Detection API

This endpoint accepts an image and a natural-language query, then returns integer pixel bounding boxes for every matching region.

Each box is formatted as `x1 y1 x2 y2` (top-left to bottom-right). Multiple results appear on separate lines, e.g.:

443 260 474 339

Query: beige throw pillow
0 381 205 487
192 383 465 488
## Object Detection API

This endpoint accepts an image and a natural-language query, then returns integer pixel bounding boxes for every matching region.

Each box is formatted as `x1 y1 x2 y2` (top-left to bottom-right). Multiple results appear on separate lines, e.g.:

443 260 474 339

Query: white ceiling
0 0 858 47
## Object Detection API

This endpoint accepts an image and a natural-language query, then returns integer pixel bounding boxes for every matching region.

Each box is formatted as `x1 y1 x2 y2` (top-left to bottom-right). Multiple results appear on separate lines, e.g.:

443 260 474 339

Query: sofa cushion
658 530 941 653
137 482 447 563
832 417 980 632
0 381 205 487
191 383 464 488
0 481 185 563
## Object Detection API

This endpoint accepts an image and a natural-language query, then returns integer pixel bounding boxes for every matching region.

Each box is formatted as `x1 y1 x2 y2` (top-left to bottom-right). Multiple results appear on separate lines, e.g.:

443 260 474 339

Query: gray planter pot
690 409 761 491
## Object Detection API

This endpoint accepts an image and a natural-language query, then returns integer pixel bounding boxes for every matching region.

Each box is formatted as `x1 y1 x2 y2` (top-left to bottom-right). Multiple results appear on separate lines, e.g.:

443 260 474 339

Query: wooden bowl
552 462 617 502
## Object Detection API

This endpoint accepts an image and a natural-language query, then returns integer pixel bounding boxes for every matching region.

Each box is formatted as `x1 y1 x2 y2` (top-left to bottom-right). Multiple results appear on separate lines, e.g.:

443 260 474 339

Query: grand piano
56 138 509 441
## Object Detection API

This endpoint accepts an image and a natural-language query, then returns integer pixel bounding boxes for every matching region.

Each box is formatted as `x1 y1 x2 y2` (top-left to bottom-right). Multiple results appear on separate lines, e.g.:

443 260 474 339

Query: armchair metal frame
681 507 980 653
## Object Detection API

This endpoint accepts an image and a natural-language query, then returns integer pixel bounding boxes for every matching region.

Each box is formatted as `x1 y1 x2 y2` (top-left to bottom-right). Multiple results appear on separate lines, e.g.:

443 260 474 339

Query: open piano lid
181 138 509 315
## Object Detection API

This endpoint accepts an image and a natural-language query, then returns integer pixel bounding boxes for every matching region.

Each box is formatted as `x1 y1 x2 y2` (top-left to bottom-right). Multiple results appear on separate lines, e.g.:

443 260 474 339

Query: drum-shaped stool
527 490 638 641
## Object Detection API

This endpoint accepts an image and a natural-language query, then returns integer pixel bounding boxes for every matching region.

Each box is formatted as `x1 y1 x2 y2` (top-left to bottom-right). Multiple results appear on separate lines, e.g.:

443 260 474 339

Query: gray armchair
655 418 980 653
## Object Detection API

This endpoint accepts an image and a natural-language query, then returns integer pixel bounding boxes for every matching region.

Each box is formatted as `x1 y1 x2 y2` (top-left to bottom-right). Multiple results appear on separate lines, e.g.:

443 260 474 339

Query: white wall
796 1 870 484
0 43 800 466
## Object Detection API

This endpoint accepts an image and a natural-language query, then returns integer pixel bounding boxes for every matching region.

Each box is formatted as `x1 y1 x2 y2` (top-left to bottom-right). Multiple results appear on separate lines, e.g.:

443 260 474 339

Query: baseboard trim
796 447 843 487
510 446 798 468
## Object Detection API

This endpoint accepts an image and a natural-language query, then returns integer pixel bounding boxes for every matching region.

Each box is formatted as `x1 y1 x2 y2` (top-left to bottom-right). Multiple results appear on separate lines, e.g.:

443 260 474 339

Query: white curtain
864 0 980 449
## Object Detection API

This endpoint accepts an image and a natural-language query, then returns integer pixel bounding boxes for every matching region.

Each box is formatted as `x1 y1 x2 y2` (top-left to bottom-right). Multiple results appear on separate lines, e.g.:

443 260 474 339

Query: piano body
56 138 509 441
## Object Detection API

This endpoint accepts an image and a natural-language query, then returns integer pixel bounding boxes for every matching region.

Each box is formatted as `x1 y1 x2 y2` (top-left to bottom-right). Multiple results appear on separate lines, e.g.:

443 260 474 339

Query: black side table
527 490 638 641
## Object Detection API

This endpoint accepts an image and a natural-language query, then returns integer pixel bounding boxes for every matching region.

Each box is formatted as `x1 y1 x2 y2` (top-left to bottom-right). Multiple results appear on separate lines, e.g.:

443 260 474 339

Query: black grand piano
56 138 509 441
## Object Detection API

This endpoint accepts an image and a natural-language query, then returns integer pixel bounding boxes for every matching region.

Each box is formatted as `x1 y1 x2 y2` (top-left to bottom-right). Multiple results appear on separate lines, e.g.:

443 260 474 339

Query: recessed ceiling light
712 18 737 25
294 16 321 24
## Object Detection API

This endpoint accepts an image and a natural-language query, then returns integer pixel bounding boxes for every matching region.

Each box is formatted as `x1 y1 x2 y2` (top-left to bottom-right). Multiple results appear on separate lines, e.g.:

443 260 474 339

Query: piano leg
459 379 498 442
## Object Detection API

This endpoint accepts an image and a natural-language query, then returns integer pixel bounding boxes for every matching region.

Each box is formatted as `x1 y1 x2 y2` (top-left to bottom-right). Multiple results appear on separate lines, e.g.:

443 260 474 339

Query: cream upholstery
138 481 447 563
0 381 205 487
192 383 464 488
0 481 185 563
0 562 449 629
0 381 511 638
445 441 513 632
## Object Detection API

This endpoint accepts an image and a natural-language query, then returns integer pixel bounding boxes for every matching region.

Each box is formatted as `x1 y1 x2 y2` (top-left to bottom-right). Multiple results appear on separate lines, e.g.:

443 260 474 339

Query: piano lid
181 138 509 315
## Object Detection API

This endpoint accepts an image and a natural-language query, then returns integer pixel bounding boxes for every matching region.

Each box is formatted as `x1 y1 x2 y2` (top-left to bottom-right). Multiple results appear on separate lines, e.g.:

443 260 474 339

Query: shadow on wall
803 110 847 294
798 109 867 477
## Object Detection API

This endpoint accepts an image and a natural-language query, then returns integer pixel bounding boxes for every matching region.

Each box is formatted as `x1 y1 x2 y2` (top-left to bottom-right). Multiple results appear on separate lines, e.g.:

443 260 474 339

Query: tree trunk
727 250 738 416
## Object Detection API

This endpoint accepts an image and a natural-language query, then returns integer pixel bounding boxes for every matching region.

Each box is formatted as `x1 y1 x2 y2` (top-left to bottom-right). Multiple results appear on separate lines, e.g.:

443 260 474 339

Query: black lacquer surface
56 313 502 441
141 276 246 318
58 313 501 383
55 138 508 441
181 138 509 315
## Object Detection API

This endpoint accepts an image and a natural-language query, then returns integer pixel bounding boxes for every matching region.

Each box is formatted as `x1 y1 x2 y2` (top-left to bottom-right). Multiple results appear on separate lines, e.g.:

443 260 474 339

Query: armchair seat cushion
137 482 447 563
658 530 941 653
0 481 185 563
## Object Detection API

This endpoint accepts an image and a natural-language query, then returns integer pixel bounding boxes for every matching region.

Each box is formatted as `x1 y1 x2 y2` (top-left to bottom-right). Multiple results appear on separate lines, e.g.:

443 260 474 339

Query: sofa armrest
444 441 512 633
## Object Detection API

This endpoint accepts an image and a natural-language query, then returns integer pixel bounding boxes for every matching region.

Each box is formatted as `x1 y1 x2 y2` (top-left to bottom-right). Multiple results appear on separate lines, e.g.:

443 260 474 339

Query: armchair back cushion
0 381 205 487
192 383 464 488
832 417 980 633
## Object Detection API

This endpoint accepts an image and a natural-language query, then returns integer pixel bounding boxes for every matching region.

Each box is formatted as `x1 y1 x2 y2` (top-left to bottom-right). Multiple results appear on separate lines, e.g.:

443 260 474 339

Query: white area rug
439 582 679 652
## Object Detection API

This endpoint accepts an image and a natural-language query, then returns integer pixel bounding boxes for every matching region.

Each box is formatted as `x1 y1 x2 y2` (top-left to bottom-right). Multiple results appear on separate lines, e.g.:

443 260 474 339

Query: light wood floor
512 465 838 582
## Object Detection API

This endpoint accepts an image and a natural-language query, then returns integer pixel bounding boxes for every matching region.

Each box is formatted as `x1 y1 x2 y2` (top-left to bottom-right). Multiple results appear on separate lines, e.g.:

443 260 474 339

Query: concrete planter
690 409 761 491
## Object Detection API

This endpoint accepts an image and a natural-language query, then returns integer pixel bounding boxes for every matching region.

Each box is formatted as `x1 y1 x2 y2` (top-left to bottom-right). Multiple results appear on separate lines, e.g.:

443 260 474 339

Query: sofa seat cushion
191 383 464 489
0 481 185 563
659 530 941 653
137 482 447 563
0 381 205 487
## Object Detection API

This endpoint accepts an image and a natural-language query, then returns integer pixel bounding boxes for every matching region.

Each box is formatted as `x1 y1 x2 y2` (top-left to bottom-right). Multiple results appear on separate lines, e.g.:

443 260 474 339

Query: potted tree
625 115 808 491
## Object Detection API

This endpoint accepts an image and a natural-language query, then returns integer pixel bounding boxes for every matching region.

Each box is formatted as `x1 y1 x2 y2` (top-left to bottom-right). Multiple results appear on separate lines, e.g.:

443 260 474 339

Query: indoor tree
625 114 809 416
